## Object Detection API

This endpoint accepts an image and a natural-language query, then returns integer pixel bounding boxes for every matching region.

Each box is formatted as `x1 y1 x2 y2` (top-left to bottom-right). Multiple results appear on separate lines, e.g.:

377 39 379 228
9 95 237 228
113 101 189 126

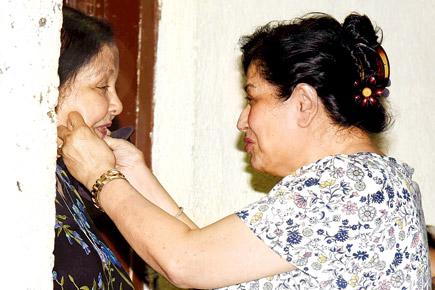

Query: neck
285 125 381 175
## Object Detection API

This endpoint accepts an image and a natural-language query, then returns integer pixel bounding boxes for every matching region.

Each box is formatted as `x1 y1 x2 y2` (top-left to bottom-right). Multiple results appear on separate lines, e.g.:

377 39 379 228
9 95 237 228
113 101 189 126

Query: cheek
248 106 273 143
58 91 109 127
56 97 75 126
79 97 109 126
249 107 290 153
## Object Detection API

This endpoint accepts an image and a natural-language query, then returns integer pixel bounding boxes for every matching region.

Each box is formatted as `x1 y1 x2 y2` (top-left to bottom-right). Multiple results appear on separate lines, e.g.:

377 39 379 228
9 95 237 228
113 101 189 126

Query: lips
243 137 255 152
94 122 112 138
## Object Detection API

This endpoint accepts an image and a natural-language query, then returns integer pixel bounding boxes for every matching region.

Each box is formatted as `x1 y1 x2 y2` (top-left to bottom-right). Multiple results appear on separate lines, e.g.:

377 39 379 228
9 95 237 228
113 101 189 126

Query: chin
250 156 287 177
249 155 267 173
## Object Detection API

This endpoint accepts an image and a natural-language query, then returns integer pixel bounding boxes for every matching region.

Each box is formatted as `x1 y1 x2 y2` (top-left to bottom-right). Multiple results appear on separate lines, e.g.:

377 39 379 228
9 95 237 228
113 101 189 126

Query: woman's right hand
103 136 151 185
58 112 116 191
103 137 179 217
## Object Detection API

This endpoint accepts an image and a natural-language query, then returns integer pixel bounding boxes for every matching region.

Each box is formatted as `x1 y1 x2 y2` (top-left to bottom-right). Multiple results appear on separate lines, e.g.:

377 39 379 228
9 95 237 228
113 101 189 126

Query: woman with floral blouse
58 12 431 289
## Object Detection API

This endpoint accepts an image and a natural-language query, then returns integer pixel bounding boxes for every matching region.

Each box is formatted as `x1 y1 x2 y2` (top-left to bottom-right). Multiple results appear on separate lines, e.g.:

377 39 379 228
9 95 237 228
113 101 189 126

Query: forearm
97 178 294 289
98 178 197 286
122 164 197 230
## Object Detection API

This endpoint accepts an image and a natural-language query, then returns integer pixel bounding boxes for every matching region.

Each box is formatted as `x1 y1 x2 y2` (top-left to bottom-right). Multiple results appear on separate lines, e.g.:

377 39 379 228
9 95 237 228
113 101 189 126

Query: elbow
164 259 200 289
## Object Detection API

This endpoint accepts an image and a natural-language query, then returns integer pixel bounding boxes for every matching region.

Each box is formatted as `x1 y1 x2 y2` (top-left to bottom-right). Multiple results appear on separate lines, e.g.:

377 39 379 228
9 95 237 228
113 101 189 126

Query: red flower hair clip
353 45 391 107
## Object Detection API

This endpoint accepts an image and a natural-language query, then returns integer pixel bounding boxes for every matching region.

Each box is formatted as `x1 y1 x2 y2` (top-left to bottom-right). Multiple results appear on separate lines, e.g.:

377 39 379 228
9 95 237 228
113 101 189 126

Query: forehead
244 64 260 91
245 62 278 95
77 44 119 80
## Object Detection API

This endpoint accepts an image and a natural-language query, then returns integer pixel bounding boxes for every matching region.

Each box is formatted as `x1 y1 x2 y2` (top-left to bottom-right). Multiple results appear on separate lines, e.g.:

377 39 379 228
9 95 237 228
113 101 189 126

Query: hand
57 111 115 190
103 137 155 196
104 136 149 180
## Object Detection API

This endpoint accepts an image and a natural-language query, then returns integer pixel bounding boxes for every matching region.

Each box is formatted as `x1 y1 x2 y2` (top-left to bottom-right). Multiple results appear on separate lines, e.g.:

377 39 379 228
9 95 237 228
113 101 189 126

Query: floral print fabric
229 152 431 290
53 161 134 290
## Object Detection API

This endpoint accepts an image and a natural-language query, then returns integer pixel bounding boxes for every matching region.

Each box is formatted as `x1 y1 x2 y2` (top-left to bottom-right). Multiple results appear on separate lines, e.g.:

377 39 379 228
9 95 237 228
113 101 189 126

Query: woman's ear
56 82 71 111
292 83 319 128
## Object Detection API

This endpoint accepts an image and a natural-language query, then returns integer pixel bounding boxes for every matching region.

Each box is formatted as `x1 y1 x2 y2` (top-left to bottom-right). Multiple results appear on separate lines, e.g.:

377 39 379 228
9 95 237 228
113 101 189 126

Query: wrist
85 166 114 191
90 168 127 212
98 178 130 212
120 163 150 186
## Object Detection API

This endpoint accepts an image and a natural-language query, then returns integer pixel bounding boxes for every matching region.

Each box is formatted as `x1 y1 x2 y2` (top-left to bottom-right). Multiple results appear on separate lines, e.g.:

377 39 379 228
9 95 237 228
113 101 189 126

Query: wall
0 1 61 288
153 0 435 227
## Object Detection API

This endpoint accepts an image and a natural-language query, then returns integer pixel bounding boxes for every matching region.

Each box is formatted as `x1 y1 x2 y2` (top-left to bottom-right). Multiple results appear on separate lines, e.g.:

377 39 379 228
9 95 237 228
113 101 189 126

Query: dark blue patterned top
53 160 134 290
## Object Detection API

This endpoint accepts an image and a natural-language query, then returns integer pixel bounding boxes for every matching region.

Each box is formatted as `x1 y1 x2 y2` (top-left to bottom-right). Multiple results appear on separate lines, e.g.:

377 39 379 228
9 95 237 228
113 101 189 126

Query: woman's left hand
57 111 115 190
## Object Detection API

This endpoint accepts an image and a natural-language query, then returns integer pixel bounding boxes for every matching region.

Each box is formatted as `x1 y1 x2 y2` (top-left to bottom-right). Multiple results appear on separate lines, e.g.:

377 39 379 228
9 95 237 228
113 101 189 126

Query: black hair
59 6 114 87
428 226 435 249
240 13 391 134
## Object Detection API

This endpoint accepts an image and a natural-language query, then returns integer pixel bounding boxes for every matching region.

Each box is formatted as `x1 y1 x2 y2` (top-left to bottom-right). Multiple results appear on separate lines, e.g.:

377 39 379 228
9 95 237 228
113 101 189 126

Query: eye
97 85 109 93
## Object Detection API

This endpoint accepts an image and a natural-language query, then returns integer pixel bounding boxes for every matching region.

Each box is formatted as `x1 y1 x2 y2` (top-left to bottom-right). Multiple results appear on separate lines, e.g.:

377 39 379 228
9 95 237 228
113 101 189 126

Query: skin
58 62 381 288
430 246 435 277
57 44 122 140
239 63 382 176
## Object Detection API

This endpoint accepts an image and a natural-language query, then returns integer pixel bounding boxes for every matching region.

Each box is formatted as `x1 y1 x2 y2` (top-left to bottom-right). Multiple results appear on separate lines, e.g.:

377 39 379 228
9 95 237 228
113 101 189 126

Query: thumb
103 136 128 150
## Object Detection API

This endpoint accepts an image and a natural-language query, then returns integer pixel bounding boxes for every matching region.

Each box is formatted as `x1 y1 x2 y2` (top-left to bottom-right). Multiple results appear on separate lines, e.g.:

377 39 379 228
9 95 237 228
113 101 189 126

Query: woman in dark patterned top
53 6 134 289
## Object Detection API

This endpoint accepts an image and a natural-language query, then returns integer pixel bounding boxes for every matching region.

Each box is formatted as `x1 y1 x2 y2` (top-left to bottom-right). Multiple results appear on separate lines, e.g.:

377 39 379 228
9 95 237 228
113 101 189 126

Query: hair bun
342 14 391 133
343 14 379 47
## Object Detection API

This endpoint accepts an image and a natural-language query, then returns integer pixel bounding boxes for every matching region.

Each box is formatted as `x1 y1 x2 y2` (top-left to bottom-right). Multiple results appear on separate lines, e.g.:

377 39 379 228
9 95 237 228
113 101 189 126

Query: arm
104 136 197 230
58 112 294 288
98 178 294 289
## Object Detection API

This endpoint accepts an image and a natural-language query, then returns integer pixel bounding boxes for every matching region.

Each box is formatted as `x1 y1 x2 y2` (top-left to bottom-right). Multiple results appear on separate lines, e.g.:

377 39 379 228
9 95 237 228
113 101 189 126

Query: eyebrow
90 67 115 82
99 67 115 77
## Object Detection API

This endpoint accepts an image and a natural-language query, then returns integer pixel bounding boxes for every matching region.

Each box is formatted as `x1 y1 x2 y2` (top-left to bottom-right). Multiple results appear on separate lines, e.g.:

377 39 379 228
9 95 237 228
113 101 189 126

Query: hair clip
353 45 391 107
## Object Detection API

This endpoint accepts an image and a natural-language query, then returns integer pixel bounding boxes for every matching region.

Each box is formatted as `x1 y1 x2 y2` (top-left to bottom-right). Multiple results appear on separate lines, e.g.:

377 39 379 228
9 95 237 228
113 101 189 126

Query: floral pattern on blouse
53 162 134 290
224 152 431 290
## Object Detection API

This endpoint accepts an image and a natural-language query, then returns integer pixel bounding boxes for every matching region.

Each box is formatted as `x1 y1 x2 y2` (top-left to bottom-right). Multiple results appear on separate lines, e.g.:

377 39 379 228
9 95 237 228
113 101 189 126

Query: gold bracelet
91 168 126 212
174 206 184 218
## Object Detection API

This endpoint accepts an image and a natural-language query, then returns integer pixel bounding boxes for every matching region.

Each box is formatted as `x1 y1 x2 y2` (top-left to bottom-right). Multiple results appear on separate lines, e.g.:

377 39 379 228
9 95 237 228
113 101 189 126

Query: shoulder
273 153 384 199
287 152 403 193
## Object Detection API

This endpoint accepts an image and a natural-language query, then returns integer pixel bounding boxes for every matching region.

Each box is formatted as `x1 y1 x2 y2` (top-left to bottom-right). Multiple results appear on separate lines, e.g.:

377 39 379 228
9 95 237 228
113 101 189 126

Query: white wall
153 0 435 227
0 1 61 288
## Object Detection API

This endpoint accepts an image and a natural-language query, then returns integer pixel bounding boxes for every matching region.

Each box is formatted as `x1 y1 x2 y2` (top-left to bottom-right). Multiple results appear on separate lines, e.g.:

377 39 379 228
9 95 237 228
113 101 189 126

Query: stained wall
0 0 61 288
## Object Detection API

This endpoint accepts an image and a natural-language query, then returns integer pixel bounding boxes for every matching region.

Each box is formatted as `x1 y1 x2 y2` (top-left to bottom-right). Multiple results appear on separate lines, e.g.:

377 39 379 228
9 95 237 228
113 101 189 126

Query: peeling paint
39 17 47 27
53 3 62 13
47 109 56 123
16 181 22 192
2 1 62 287
0 66 10 74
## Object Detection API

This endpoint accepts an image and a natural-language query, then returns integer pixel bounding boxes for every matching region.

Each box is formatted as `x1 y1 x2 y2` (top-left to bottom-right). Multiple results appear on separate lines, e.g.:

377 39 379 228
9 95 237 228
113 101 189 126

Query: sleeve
235 158 380 281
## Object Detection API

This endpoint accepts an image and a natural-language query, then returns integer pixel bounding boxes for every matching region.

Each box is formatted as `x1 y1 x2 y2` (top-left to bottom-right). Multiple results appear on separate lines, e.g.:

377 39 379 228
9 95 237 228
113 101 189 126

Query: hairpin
353 45 391 107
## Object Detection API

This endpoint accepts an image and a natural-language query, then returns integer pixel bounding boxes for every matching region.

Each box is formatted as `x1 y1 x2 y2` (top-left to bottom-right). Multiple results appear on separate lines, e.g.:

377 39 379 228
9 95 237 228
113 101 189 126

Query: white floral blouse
223 152 431 290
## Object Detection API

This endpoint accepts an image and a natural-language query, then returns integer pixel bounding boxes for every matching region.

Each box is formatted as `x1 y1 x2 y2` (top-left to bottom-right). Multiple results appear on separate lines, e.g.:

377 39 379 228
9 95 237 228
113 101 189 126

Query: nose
109 90 123 116
237 105 250 132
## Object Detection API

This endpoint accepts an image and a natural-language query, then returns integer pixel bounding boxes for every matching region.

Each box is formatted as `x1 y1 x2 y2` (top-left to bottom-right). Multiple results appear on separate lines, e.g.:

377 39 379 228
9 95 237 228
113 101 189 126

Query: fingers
104 136 128 150
67 111 87 129
57 125 70 140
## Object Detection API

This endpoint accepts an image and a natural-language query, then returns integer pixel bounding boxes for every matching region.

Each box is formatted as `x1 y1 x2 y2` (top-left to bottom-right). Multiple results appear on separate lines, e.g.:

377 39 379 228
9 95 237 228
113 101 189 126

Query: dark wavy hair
59 6 114 87
240 13 391 133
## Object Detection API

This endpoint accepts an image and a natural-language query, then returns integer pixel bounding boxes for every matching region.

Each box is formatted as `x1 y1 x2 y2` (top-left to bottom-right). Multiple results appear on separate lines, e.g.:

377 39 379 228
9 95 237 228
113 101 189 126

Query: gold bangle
91 169 126 212
174 206 184 218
